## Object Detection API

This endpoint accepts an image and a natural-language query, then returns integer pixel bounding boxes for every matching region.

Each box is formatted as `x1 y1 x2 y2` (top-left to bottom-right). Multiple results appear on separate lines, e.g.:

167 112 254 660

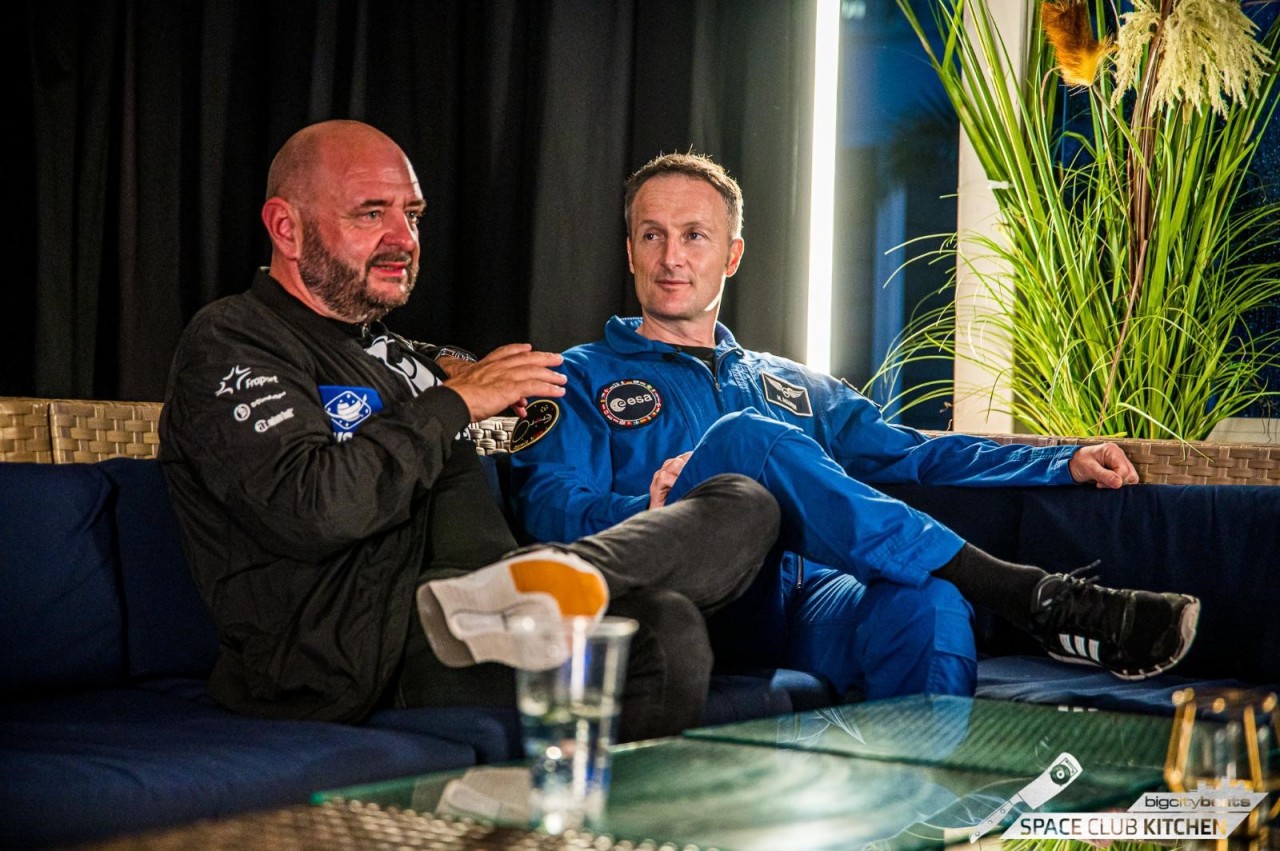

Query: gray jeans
390 472 781 742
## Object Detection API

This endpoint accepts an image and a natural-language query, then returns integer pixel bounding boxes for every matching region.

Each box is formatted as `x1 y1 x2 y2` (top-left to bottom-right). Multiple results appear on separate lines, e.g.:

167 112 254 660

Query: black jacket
159 270 481 722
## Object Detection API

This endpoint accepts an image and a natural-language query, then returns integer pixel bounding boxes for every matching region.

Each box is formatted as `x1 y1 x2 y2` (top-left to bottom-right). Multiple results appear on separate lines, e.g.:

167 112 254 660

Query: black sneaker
1028 566 1200 680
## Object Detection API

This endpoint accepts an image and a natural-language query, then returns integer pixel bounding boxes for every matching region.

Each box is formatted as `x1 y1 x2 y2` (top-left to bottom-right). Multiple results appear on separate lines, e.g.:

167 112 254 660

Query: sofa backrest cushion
99 458 219 680
874 483 1032 654
1016 484 1280 685
0 463 126 693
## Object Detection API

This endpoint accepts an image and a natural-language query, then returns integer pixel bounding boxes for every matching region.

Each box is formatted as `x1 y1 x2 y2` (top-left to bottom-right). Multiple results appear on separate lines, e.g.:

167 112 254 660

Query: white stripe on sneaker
1055 633 1098 661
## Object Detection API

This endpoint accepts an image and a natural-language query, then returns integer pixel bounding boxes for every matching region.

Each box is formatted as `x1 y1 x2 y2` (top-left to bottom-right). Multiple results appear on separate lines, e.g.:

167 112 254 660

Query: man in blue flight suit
508 152 1200 701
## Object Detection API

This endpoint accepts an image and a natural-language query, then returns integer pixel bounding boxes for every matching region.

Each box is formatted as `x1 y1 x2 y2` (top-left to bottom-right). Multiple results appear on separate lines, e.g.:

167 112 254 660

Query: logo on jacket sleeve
215 365 279 397
598 379 662 428
318 386 385 442
511 400 560 452
761 372 812 417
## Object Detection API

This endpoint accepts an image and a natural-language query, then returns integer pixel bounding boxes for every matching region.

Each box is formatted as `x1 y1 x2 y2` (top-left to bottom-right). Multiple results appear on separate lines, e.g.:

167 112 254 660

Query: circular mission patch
598 379 662 428
511 400 560 452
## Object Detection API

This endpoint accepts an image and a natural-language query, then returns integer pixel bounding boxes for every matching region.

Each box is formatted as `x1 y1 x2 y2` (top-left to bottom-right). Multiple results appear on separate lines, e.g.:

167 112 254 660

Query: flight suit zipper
707 345 804 593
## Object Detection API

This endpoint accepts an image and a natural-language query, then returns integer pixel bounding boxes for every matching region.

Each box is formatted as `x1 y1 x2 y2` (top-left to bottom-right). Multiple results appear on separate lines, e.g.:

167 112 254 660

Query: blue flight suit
509 317 1079 699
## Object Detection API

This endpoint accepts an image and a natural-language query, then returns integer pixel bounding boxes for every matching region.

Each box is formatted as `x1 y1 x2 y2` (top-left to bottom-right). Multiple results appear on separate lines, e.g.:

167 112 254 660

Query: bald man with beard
158 121 780 740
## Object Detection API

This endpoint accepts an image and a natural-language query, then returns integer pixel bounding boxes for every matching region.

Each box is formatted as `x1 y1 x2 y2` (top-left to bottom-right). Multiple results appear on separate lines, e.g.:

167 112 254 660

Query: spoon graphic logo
332 397 368 424
319 386 384 440
969 753 1082 843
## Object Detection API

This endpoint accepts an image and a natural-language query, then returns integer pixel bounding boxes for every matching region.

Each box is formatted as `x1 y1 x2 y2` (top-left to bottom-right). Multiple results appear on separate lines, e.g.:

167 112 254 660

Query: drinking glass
515 615 637 833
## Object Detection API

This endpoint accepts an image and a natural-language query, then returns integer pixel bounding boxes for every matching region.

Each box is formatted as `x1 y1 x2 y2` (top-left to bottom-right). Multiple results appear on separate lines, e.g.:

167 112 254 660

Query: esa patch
598 379 662 428
511 400 560 452
761 372 812 417
319 385 384 442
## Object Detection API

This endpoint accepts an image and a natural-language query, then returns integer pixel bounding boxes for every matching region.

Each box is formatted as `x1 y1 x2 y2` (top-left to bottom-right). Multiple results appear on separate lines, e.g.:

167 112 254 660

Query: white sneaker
416 547 608 669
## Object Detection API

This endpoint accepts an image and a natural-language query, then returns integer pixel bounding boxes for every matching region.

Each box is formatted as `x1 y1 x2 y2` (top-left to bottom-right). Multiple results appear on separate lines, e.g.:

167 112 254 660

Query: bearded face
297 215 419 323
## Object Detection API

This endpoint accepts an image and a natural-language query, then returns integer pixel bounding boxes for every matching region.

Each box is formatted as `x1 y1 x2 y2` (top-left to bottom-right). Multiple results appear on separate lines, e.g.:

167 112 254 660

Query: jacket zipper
705 346 803 593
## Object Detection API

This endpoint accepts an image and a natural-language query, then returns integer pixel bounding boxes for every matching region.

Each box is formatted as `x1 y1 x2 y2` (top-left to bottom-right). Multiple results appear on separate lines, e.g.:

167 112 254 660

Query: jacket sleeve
506 361 648 543
159 311 473 561
815 376 1078 487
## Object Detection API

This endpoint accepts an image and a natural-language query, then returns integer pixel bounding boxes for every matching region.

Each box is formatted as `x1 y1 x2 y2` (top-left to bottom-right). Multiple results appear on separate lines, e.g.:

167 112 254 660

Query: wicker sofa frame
0 397 516 465
4 395 1279 486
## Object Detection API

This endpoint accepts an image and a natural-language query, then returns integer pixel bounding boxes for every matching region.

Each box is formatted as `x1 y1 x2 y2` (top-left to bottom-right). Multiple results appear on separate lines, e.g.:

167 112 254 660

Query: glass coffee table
316 696 1174 850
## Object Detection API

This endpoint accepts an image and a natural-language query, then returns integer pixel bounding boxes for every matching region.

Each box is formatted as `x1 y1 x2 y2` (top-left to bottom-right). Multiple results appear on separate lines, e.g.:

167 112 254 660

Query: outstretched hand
1068 443 1139 489
442 343 566 421
648 451 693 509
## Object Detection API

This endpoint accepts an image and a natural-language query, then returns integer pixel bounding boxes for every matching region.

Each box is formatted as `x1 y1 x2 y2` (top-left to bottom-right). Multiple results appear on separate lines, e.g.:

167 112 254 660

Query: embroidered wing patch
511 400 560 452
761 372 812 417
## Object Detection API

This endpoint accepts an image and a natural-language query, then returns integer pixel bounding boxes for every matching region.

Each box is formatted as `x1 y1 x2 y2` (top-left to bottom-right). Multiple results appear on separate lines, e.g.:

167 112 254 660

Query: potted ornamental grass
879 0 1280 440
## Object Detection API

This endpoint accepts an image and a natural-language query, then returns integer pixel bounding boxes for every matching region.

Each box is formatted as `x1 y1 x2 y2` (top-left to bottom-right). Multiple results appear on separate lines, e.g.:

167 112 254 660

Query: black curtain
10 0 817 402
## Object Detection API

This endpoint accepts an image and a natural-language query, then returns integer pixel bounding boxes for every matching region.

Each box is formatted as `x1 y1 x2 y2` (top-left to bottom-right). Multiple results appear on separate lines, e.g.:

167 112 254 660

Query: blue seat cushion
0 687 478 849
976 655 1272 716
366 705 523 765
0 463 125 693
702 669 835 727
768 667 839 710
99 458 219 680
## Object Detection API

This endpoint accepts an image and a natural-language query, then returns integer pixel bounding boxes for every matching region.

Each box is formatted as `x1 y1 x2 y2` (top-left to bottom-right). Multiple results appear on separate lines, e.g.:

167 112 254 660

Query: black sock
932 543 1048 626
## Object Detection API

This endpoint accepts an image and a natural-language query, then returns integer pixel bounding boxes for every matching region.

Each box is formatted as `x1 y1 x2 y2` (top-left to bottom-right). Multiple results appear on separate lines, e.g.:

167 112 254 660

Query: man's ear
725 237 745 278
261 197 303 261
626 237 635 274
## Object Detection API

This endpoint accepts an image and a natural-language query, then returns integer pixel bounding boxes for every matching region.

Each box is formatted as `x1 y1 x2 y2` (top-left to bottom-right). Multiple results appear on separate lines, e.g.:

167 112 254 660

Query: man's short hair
624 152 743 238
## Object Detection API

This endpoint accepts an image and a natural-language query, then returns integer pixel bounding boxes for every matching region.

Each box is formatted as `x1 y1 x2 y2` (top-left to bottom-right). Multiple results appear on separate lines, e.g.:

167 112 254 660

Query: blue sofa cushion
0 463 125 693
0 688 479 849
976 655 1272 716
702 668 836 727
875 483 1027 561
99 458 219 680
366 705 523 765
1016 485 1280 684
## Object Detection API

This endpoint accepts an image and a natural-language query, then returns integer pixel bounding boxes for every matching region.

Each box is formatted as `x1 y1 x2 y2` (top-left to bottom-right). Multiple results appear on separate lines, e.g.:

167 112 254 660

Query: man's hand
1068 443 1139 489
442 343 566 421
648 452 692 509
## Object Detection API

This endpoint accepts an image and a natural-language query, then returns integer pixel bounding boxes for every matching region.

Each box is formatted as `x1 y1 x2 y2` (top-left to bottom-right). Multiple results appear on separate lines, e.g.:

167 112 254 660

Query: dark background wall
6 0 819 402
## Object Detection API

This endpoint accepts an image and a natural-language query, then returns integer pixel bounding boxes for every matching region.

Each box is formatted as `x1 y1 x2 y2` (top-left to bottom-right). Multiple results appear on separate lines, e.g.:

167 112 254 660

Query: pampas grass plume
1042 0 1112 87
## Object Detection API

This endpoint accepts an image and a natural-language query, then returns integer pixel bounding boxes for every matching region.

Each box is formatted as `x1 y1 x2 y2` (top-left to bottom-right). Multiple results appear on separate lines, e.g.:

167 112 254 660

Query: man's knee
673 411 800 499
666 475 780 612
700 409 794 457
684 474 781 560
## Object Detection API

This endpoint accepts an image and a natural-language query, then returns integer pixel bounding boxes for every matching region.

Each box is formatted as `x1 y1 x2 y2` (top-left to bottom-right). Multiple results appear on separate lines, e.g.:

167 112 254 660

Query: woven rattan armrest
924 431 1280 486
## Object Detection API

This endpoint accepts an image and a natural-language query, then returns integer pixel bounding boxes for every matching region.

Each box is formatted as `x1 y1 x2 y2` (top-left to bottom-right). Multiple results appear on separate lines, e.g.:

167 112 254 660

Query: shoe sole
416 548 608 669
508 555 609 617
1047 594 1201 681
